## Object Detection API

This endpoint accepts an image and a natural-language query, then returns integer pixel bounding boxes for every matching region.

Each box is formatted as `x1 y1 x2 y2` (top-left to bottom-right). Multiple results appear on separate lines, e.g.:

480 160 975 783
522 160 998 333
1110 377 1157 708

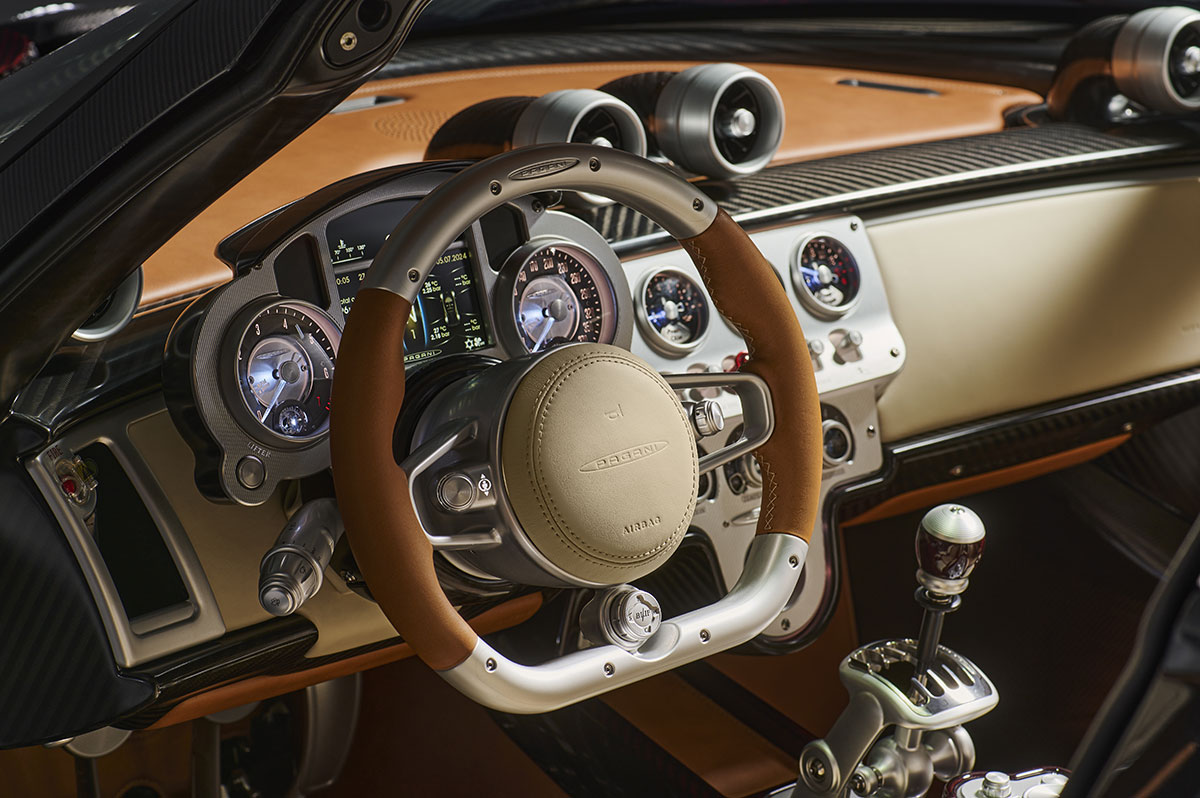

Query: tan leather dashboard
140 61 1039 308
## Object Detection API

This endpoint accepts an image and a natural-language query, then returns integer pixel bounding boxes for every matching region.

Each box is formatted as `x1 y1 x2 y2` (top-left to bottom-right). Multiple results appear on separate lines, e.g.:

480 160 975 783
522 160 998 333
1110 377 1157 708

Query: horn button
501 344 698 585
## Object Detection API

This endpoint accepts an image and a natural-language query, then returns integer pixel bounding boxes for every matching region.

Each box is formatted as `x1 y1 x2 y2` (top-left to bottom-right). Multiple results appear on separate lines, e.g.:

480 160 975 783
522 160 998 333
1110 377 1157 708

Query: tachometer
504 242 617 354
230 301 340 443
638 269 710 356
791 235 861 319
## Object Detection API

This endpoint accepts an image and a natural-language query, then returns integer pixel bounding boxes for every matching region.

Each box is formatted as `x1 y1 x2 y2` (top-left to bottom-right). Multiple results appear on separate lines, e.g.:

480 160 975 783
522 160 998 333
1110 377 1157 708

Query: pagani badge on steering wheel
329 144 823 713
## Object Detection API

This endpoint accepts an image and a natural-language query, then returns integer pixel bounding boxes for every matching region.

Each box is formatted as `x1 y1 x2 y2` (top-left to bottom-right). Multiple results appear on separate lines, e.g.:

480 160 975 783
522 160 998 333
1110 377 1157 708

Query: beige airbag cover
501 344 697 584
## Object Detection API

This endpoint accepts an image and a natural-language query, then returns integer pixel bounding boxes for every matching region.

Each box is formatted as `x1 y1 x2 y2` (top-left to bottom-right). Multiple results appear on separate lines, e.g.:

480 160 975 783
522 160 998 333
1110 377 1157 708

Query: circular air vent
1113 5 1200 113
512 89 647 156
73 268 142 342
655 63 784 179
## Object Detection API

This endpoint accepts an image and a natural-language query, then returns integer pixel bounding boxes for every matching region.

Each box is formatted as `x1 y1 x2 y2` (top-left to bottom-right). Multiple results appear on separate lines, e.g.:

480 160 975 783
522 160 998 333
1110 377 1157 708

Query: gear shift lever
910 505 986 700
793 504 997 798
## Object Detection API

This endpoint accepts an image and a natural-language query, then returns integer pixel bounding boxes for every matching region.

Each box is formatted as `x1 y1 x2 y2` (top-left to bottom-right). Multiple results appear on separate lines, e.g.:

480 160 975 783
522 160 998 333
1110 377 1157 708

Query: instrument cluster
163 167 632 505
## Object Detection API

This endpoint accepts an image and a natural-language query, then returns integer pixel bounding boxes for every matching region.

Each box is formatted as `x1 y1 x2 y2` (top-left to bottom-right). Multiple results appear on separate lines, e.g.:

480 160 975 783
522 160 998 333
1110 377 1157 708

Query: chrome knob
981 771 1012 798
686 399 725 438
579 585 663 650
720 107 757 138
916 504 986 595
259 498 343 617
807 338 825 357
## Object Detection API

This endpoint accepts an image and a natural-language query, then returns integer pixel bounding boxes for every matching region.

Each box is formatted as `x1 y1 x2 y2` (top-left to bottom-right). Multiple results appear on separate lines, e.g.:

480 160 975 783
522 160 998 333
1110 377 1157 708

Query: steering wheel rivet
699 628 711 643
692 198 704 211
589 157 601 171
484 658 497 672
789 555 799 568
603 662 615 677
489 181 502 195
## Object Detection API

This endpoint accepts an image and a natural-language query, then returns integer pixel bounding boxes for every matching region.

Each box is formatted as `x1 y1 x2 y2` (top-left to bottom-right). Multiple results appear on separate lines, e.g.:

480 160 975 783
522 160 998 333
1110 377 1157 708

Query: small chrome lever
259 498 343 617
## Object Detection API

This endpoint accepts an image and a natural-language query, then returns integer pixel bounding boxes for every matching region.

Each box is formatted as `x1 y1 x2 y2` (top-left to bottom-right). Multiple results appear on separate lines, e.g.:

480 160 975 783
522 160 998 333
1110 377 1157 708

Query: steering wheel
330 144 822 713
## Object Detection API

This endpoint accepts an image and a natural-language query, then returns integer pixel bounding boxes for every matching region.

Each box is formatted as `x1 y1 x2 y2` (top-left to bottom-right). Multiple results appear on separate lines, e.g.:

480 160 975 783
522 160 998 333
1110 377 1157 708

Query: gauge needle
532 316 555 352
260 354 300 421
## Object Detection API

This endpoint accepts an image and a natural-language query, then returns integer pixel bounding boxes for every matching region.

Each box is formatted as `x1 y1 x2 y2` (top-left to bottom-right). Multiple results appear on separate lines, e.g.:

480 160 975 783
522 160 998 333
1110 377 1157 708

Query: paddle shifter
793 504 997 798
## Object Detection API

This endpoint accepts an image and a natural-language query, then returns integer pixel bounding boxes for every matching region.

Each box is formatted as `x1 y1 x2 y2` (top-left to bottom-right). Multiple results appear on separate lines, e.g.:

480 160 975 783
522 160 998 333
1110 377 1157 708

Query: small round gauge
231 301 340 443
505 242 617 353
791 235 862 319
638 269 710 356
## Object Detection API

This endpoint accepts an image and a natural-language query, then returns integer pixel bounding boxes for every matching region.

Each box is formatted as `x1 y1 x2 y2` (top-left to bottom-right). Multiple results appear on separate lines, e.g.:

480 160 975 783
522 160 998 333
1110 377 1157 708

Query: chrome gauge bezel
495 237 621 356
223 298 342 447
789 232 863 321
636 267 712 357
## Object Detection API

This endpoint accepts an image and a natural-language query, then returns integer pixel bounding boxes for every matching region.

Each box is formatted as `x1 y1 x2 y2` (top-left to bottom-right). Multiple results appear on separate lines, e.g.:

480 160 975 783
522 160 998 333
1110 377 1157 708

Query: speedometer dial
638 269 710 356
791 235 861 319
231 301 340 443
506 242 617 353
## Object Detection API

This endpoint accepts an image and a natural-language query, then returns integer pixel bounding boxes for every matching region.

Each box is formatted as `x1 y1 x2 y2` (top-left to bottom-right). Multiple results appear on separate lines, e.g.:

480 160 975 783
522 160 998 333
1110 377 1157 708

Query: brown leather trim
147 593 542 729
842 435 1130 527
140 61 1039 309
329 288 480 671
603 674 797 798
682 210 823 540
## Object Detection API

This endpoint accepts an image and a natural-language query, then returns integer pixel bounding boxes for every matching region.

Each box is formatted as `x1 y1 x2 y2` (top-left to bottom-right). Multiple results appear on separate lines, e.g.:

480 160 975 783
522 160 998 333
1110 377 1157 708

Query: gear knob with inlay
915 504 986 596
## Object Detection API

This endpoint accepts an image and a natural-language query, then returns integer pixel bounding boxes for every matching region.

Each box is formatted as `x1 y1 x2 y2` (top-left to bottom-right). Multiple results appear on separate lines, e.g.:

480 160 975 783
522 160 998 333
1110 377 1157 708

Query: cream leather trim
871 178 1200 441
126 411 395 658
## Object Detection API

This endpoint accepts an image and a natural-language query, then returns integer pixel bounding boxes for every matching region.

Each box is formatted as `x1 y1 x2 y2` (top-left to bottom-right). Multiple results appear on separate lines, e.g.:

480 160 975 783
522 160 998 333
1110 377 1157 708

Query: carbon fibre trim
581 124 1196 246
0 434 155 748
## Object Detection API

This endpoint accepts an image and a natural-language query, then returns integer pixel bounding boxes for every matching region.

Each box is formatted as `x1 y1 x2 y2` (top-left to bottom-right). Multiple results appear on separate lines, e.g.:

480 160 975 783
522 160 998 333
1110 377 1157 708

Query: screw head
781 618 791 631
850 220 859 231
588 157 601 171
484 658 497 672
806 758 827 782
692 198 704 211
699 628 711 643
890 347 901 357
788 555 799 568
339 31 358 51
489 181 502 195
603 662 615 677
408 269 420 283
531 199 543 213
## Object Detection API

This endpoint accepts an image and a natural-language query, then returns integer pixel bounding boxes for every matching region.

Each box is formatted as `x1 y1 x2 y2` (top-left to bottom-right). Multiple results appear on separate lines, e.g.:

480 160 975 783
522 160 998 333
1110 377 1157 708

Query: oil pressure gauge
791 234 861 319
638 269 710 356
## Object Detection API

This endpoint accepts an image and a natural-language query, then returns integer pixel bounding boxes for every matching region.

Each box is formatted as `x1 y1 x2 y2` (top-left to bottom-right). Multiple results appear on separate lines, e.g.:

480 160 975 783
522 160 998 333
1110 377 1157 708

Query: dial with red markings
233 301 339 442
510 243 617 353
791 235 861 319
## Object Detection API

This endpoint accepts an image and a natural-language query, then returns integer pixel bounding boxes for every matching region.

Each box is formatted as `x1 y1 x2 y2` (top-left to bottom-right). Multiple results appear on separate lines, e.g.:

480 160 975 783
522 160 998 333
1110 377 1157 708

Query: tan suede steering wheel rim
330 144 822 706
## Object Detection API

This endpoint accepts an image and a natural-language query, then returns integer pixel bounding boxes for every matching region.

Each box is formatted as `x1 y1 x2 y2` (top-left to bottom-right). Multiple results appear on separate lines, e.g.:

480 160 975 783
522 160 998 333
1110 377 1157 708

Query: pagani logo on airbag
508 158 579 181
579 441 668 472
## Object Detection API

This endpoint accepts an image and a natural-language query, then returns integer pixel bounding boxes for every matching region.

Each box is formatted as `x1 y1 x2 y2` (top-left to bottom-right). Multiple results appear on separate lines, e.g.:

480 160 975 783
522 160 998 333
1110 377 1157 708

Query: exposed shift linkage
791 504 996 798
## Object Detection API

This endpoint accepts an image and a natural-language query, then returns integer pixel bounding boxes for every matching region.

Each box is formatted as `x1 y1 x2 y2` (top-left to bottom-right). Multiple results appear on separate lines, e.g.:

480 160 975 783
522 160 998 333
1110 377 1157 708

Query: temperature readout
334 242 490 364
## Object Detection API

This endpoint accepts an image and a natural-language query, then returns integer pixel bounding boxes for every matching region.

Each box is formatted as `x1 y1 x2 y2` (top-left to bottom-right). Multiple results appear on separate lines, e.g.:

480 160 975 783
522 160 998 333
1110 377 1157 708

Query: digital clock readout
328 200 490 364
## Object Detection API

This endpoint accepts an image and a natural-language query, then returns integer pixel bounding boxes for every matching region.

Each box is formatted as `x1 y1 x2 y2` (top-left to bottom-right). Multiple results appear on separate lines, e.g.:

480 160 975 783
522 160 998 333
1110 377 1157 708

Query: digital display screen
328 200 491 364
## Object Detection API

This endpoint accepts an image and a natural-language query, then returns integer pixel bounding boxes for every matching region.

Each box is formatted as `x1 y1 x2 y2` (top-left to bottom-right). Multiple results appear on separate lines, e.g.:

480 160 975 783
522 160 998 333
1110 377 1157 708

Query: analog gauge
638 269 710 356
791 235 861 319
232 301 340 442
506 242 617 353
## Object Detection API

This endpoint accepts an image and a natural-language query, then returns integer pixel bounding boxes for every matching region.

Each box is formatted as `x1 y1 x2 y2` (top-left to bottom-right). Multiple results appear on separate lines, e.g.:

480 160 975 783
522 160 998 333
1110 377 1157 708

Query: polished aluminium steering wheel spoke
397 419 502 551
663 371 774 474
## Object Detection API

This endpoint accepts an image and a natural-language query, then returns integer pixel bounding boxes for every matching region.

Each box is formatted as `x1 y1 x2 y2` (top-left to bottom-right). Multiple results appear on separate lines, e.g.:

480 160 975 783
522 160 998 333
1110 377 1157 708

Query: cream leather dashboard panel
871 178 1200 442
126 411 396 658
